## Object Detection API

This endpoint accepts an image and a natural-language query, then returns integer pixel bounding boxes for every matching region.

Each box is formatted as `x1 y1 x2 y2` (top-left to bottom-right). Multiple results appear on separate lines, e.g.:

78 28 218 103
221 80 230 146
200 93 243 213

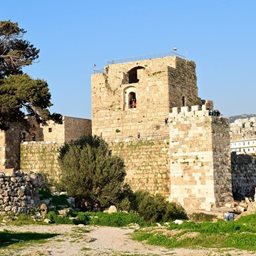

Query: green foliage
133 191 187 222
133 214 256 251
0 20 60 129
1 213 37 226
46 211 73 224
45 210 145 227
0 20 39 78
74 212 90 225
58 135 132 211
38 188 52 200
88 212 146 227
51 194 70 207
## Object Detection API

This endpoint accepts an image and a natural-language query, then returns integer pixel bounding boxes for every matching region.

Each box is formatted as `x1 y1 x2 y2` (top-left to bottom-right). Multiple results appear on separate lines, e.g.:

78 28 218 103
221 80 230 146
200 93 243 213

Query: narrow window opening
182 96 186 106
128 92 136 108
48 127 52 133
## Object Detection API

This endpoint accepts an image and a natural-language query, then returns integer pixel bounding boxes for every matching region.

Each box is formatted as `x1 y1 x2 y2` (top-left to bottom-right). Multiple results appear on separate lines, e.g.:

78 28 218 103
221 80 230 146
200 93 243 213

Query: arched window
182 96 186 106
127 66 145 84
128 92 136 108
123 86 137 110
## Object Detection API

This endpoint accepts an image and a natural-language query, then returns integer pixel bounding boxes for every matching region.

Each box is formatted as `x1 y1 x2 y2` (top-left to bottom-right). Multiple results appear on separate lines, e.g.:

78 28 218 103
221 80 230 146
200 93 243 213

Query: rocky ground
0 224 255 256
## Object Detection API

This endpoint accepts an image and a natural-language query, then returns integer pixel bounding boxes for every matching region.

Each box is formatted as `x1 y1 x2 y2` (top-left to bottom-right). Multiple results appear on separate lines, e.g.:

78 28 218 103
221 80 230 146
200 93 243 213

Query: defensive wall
20 117 91 181
111 137 170 197
20 142 62 182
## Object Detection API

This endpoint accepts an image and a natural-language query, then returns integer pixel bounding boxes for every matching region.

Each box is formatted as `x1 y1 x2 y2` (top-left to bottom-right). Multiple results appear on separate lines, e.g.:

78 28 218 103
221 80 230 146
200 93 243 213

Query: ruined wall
0 171 40 214
231 153 256 199
111 138 170 196
42 116 91 143
0 130 5 170
92 56 198 142
20 142 62 182
0 125 21 171
169 105 232 211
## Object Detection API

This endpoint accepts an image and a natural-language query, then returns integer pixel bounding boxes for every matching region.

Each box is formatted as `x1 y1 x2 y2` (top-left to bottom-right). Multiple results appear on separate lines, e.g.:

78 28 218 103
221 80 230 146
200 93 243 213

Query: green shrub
46 211 73 224
74 212 90 225
51 194 70 207
133 191 187 223
38 188 52 200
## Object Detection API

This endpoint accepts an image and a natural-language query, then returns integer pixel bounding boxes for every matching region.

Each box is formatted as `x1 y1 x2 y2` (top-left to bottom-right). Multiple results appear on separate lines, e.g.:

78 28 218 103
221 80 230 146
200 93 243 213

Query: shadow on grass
0 231 58 248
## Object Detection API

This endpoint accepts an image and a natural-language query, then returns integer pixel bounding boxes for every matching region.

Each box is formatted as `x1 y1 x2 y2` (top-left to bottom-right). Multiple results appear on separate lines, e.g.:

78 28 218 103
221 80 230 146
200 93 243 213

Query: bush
46 211 73 224
51 194 70 207
38 187 52 200
74 212 90 225
133 191 187 223
58 135 132 211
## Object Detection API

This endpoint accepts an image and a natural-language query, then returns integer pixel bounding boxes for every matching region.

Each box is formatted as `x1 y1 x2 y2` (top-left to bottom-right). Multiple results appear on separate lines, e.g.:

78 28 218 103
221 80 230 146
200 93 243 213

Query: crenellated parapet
169 100 216 119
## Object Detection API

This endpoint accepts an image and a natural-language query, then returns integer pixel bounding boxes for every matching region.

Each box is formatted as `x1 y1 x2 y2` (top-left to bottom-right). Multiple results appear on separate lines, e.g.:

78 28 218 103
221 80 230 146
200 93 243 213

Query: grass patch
0 230 58 248
88 212 146 227
45 210 146 227
133 214 256 251
0 213 45 226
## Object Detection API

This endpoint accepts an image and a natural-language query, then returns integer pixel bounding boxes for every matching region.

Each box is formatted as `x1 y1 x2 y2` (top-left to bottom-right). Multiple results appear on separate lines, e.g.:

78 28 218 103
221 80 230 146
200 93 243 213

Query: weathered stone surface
232 152 256 199
0 171 40 214
169 106 232 211
111 139 170 196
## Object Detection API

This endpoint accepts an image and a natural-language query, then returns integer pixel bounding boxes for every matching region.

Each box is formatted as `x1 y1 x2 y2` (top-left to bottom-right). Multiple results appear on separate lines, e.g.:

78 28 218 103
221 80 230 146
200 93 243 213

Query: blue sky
1 1 256 118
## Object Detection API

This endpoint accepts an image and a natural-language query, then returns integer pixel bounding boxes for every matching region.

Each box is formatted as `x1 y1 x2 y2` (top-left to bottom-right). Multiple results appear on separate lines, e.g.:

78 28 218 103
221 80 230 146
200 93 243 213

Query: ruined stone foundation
0 171 40 215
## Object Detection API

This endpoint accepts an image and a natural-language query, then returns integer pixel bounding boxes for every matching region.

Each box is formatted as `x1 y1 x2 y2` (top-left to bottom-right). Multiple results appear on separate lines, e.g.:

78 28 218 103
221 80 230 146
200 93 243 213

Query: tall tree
0 20 60 129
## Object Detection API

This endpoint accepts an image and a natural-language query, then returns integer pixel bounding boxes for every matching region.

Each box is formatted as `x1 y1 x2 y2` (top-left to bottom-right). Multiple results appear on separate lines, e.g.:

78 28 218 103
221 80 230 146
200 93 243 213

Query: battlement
169 100 219 118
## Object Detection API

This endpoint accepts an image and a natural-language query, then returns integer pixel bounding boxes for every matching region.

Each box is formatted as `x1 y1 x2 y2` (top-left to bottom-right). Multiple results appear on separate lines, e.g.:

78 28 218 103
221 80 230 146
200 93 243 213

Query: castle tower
91 56 199 141
169 105 232 211
91 55 199 196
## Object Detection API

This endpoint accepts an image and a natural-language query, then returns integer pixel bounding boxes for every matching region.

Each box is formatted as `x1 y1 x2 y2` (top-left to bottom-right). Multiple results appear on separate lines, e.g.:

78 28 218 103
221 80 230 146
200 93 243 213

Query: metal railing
106 51 187 65
92 51 188 73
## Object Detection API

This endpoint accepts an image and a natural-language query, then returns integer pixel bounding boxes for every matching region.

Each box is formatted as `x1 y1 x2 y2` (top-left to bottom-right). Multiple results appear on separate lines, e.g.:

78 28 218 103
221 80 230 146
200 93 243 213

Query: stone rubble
0 170 40 214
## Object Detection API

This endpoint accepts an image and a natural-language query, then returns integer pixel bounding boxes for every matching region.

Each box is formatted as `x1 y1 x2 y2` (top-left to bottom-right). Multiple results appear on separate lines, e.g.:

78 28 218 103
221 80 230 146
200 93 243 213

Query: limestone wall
0 125 21 171
64 116 92 142
231 153 256 199
92 56 198 142
169 105 232 211
20 142 62 182
42 116 91 143
0 171 40 214
111 138 170 196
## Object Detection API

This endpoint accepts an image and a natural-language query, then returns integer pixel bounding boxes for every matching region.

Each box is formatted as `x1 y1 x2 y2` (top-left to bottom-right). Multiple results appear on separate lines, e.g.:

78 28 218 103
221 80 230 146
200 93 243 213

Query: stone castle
1 54 252 213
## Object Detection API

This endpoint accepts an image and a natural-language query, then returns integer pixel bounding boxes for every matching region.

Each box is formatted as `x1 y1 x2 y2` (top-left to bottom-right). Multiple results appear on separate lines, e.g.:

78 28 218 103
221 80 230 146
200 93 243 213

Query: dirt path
0 225 255 256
